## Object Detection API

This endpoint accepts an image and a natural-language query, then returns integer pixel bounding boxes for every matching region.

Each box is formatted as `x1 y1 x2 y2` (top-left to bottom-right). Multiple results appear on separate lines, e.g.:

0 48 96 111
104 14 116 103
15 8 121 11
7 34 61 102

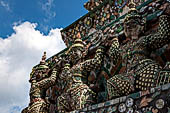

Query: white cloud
0 0 11 11
0 21 66 113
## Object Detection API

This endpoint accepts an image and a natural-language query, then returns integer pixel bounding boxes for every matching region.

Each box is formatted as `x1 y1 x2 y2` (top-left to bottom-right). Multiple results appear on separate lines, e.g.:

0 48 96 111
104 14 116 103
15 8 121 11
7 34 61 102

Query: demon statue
107 3 170 99
57 34 105 112
22 52 60 113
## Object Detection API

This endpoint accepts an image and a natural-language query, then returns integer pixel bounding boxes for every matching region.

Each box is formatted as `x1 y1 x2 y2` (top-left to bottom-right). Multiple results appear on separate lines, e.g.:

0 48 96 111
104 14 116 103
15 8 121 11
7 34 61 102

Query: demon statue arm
36 68 57 89
79 46 104 72
143 15 170 50
108 38 121 64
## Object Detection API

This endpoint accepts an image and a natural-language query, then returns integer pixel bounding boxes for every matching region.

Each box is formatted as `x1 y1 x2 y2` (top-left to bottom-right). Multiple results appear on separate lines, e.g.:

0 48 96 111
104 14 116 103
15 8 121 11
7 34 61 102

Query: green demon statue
57 33 105 112
107 2 170 99
22 52 60 113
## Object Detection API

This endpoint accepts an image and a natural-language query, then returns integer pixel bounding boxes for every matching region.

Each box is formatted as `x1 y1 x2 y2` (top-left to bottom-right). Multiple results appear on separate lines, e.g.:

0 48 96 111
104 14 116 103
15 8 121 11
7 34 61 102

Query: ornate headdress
29 52 49 82
124 2 146 25
124 2 140 22
66 32 85 54
71 38 84 49
63 63 70 70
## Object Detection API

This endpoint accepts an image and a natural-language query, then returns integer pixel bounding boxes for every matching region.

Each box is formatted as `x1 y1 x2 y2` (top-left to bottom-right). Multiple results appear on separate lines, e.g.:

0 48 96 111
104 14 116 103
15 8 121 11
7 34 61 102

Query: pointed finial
42 51 46 60
40 51 46 65
38 51 49 70
76 32 81 39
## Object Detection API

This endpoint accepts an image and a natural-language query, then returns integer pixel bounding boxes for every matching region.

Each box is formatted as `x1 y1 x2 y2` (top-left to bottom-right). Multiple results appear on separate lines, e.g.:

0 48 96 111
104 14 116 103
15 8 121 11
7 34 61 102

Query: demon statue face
60 63 71 80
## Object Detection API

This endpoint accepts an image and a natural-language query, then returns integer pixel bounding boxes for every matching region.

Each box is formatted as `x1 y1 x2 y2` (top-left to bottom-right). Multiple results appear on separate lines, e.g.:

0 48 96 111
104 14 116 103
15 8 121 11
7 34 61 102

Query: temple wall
71 83 170 113
31 0 170 112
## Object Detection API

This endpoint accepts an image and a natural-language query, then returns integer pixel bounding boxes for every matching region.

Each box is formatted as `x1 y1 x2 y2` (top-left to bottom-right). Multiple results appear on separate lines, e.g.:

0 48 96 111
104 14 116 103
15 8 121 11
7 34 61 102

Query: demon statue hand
57 34 105 113
22 52 60 113
107 2 170 99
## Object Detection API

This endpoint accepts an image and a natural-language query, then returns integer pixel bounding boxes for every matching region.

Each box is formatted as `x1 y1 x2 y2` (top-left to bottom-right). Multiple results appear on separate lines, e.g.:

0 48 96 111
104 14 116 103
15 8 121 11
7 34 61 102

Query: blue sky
0 0 88 113
0 0 88 38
